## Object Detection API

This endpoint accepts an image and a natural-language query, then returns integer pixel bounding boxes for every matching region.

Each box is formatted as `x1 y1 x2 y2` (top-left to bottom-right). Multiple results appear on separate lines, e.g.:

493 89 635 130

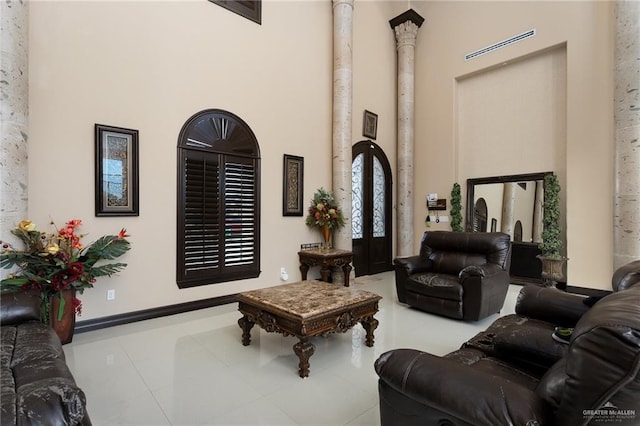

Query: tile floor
63 271 521 425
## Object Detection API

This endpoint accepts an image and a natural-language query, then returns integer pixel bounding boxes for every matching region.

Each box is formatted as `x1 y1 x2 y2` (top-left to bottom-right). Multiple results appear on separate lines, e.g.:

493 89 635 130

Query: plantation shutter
223 157 257 268
179 150 221 280
177 109 261 288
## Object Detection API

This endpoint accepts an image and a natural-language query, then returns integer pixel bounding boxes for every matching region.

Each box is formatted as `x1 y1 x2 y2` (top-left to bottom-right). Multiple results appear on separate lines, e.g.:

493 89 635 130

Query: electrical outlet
107 289 115 301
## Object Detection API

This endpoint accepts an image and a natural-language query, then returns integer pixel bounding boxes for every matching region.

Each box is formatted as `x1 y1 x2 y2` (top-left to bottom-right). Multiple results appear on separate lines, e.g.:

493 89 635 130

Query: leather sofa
1 291 91 425
374 263 640 426
394 231 511 321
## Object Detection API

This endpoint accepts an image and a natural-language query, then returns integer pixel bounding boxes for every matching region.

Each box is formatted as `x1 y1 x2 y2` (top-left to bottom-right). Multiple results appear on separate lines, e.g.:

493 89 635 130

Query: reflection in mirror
466 172 553 284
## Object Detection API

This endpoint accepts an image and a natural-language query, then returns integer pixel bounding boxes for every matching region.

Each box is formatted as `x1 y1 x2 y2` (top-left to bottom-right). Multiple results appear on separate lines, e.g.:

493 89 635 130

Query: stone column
390 10 424 257
0 0 29 279
501 183 516 237
332 0 354 253
532 180 544 243
614 0 640 269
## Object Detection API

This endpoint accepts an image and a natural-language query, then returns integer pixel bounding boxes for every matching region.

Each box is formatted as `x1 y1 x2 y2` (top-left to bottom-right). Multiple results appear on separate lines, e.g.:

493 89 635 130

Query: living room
1 0 636 424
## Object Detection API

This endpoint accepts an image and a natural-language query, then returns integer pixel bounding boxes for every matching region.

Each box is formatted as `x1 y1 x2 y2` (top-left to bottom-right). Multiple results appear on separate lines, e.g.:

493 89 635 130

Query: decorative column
532 180 544 243
0 0 29 279
501 183 516 237
614 0 640 269
390 10 424 257
332 0 354 253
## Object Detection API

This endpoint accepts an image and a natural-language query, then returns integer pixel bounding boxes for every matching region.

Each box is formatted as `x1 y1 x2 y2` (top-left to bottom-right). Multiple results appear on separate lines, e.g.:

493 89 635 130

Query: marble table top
237 280 381 319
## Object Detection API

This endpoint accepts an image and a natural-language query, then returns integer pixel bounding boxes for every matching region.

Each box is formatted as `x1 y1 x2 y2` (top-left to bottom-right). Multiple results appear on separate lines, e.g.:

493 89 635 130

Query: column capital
393 21 419 49
333 0 354 10
389 9 424 30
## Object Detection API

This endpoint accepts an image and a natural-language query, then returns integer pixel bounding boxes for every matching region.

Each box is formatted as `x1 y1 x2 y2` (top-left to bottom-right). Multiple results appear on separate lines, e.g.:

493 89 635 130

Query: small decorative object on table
305 187 345 249
0 219 131 343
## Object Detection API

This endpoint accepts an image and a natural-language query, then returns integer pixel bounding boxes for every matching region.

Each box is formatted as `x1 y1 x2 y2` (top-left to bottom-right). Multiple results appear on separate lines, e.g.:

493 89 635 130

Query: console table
298 248 353 287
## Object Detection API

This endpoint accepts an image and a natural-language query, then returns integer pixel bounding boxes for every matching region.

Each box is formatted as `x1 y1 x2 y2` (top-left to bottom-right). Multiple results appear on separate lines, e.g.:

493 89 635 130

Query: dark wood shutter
223 156 257 268
177 109 261 288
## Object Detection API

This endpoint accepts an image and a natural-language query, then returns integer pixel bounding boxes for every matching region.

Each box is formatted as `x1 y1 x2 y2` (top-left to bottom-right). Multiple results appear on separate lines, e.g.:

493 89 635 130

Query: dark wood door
351 141 393 276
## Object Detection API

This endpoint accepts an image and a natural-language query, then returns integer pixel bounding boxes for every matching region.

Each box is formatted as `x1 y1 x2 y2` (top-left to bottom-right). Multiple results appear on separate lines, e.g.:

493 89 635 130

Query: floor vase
49 289 76 344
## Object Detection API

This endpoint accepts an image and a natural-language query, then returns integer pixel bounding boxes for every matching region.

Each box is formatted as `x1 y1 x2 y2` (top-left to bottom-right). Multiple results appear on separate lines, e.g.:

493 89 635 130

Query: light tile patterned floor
64 271 520 425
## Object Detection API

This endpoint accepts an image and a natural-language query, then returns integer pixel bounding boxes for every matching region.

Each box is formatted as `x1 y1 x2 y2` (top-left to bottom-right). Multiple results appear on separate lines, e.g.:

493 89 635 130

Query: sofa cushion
406 273 462 301
1 321 89 426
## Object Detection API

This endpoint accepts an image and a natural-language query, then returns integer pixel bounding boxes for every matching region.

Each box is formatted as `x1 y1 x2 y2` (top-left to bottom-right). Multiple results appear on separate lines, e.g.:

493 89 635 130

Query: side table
298 248 354 287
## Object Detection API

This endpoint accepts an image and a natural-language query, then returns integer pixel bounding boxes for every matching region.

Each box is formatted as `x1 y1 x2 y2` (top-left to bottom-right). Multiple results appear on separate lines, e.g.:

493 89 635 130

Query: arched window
176 109 261 288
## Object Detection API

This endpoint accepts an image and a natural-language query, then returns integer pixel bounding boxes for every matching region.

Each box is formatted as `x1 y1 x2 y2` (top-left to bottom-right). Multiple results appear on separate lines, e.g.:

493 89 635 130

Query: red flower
66 219 82 228
72 297 83 316
118 228 129 239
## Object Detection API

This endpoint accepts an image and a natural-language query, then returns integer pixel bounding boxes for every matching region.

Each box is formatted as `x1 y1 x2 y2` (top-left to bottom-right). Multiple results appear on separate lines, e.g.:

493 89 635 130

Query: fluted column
0 0 29 279
332 0 354 253
390 10 424 257
614 0 640 268
501 183 516 237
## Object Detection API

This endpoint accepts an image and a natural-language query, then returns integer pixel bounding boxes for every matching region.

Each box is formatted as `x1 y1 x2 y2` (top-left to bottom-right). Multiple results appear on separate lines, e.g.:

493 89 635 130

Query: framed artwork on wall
95 124 139 217
363 110 378 140
283 154 304 216
209 0 262 25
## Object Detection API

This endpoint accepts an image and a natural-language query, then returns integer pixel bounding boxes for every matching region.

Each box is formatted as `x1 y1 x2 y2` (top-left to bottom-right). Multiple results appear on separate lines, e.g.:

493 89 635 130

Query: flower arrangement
0 219 131 323
305 187 346 230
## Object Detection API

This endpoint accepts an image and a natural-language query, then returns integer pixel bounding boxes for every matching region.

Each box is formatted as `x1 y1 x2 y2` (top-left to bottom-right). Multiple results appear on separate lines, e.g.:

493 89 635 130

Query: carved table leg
293 339 315 378
342 263 353 287
238 315 255 346
361 316 379 347
299 263 310 280
319 265 331 282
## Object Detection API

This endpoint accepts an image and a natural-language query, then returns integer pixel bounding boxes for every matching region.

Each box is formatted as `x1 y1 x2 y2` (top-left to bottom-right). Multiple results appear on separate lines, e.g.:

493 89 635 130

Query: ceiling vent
465 29 536 61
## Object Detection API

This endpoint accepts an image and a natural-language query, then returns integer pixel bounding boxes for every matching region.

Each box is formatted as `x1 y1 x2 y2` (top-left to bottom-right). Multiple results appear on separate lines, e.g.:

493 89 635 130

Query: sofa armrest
516 285 591 327
0 291 41 326
375 349 553 426
393 256 434 303
393 255 433 275
459 263 503 279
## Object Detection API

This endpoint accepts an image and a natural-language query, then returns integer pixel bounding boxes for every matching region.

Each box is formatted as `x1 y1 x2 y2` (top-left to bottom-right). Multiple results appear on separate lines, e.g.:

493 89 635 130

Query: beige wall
28 0 399 321
26 0 616 324
410 1 614 290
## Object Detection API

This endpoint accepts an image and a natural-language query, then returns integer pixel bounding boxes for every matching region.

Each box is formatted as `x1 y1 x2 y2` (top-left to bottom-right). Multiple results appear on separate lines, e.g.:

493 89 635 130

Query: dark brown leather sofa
375 261 640 426
1 291 91 425
394 231 512 321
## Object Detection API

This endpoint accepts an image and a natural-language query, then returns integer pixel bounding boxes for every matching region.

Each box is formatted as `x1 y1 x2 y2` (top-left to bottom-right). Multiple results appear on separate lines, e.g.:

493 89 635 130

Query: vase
320 224 332 250
537 255 568 288
49 289 76 345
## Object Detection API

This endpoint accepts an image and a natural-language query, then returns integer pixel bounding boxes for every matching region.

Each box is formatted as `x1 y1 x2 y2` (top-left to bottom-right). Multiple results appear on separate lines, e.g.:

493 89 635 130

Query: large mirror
466 172 553 284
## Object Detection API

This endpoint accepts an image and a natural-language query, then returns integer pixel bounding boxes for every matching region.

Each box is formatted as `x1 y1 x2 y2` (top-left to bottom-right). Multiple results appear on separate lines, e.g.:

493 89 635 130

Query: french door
351 141 393 276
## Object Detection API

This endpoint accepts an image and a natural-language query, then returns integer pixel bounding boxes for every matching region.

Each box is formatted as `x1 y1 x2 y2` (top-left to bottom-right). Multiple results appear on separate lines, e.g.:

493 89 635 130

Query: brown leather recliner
394 231 512 321
374 261 640 426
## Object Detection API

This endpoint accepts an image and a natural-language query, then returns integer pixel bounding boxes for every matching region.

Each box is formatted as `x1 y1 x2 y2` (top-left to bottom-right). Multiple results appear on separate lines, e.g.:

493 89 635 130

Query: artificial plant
450 182 463 232
539 174 563 258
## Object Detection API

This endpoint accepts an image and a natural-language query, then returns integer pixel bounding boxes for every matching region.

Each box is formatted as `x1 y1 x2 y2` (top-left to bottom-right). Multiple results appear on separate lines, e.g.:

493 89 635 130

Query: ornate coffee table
237 280 381 378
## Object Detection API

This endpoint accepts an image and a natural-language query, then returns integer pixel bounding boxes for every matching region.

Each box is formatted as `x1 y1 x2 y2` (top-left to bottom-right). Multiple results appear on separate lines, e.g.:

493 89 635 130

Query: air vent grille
465 29 536 61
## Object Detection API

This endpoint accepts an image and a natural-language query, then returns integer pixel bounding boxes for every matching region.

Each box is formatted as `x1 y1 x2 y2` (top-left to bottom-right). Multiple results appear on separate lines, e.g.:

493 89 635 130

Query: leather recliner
394 231 512 321
374 261 640 426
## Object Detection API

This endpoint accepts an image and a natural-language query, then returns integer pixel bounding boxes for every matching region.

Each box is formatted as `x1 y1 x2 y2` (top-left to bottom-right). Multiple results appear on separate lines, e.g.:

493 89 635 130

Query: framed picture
209 0 261 25
363 110 378 140
283 154 304 216
95 124 139 217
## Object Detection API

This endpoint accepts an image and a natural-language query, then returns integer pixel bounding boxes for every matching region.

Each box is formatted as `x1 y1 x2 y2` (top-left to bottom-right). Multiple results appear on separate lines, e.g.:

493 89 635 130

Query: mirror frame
465 171 553 232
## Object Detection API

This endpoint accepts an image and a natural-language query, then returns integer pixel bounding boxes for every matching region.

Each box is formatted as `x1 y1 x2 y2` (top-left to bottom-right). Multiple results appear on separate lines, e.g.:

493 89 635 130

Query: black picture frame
209 0 262 25
95 124 139 217
363 110 378 140
283 154 304 216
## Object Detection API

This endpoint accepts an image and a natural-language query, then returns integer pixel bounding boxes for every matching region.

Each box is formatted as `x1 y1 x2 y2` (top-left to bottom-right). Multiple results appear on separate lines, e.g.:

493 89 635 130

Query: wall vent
465 29 536 61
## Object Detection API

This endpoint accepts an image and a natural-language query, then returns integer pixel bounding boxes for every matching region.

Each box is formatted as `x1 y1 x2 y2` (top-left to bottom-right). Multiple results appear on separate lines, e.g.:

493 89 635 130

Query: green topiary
539 174 563 258
450 182 463 232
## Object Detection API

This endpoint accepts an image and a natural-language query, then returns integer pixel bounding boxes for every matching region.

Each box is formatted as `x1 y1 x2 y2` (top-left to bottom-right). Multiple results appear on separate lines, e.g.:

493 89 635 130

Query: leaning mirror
466 172 552 285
